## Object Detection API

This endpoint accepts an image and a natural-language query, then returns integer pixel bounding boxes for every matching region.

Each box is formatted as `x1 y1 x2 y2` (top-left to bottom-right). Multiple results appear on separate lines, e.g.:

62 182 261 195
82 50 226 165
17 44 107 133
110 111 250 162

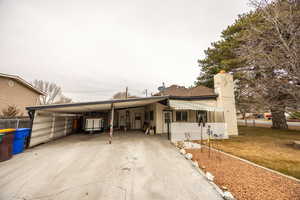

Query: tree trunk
271 107 288 129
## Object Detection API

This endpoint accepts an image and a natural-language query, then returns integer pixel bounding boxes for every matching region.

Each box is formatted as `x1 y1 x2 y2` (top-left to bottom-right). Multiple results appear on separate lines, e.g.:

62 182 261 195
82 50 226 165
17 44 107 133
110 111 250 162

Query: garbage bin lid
16 128 30 131
0 129 16 133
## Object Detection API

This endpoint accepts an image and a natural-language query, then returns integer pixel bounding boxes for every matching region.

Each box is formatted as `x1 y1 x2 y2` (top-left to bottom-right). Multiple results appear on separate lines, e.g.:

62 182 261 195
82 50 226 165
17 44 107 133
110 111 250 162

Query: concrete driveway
0 132 222 200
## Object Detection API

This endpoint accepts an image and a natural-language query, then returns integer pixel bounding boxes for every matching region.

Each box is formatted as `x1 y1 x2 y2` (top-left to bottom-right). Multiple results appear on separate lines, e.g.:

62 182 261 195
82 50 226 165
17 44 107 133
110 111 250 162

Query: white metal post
109 104 114 144
50 113 55 140
16 119 20 129
64 117 68 136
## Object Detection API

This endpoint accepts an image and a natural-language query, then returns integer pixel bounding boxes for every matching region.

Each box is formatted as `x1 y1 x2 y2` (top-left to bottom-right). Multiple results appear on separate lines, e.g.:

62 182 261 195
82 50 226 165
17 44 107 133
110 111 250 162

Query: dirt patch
186 148 300 200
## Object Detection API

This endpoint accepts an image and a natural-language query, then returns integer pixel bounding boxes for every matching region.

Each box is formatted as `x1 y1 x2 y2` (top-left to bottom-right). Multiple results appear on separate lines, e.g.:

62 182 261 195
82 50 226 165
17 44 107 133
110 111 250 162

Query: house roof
0 73 45 95
154 84 215 97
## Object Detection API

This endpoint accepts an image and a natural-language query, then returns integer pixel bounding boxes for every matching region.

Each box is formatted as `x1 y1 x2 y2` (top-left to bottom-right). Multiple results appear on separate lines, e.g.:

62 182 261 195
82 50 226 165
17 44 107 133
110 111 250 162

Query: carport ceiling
27 96 168 114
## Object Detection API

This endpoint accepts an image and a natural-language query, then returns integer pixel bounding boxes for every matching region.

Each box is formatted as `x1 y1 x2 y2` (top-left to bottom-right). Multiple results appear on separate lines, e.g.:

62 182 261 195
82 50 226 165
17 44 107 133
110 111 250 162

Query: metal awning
168 100 224 112
26 96 168 113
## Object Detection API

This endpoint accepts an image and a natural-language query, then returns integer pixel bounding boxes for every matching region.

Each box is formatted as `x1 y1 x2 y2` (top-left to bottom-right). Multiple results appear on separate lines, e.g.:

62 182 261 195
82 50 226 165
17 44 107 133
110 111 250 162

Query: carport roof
26 96 169 113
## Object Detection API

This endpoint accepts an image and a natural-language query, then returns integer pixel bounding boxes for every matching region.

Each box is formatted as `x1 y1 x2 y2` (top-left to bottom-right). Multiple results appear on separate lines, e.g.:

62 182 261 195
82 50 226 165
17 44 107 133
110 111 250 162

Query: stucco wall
0 77 41 117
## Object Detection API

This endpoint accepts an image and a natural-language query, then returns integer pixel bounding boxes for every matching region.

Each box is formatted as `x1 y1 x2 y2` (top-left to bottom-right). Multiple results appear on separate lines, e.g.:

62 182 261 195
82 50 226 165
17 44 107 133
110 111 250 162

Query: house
0 73 44 117
26 71 238 147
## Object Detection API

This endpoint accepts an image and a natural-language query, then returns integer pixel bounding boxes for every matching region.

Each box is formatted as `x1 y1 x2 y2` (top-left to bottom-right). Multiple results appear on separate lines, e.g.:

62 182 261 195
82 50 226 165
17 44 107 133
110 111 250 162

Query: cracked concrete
0 131 223 200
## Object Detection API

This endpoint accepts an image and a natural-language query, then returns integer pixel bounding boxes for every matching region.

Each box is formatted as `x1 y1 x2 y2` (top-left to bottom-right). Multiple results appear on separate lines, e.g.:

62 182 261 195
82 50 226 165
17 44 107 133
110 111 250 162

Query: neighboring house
0 73 44 117
26 71 238 147
154 84 215 97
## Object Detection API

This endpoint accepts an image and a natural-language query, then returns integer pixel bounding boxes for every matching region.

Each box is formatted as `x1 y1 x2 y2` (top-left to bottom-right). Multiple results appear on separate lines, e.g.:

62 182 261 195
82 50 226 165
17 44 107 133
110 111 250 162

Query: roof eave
26 96 170 111
168 95 218 100
0 73 46 95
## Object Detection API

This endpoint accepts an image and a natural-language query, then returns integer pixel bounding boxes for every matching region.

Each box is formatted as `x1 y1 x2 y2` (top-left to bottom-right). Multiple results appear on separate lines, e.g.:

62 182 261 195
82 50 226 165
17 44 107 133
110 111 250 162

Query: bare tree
236 0 300 129
1 105 20 118
33 80 72 104
55 95 72 104
112 92 138 99
235 76 265 119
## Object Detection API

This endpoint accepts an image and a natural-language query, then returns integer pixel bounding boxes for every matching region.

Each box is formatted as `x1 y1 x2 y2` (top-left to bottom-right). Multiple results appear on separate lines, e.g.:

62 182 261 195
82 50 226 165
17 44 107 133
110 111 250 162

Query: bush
1 105 20 118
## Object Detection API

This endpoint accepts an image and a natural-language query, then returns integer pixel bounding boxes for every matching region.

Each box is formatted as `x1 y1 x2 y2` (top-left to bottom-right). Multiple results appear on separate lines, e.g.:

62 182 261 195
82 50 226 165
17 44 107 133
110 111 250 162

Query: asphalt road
238 119 300 130
0 132 222 200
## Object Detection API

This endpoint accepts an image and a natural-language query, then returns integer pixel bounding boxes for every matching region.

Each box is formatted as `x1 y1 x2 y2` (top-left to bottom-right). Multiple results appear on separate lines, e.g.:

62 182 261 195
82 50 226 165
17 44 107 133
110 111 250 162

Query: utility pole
125 87 128 99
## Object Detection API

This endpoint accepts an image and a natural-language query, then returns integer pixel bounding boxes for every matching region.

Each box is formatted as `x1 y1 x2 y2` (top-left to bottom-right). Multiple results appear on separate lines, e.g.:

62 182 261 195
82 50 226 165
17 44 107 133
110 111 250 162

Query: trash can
0 134 4 143
0 129 15 162
13 128 31 155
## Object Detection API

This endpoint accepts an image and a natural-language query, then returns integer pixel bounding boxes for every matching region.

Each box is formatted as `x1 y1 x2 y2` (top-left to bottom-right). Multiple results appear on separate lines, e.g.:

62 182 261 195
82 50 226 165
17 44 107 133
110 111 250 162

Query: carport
26 96 168 147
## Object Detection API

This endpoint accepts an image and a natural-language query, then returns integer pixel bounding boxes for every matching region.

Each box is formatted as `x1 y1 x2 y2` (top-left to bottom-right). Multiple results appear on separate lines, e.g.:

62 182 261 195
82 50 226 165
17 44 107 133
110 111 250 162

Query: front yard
214 126 300 179
185 126 300 200
186 127 300 200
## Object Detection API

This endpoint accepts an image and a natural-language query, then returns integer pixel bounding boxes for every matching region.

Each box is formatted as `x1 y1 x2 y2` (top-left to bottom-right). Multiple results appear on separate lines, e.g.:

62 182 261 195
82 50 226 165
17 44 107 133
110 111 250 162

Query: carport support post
109 104 114 144
50 113 56 139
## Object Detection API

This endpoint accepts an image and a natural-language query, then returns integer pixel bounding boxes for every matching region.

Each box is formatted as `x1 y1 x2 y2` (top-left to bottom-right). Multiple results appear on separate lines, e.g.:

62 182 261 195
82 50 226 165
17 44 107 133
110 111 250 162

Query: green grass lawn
214 126 300 179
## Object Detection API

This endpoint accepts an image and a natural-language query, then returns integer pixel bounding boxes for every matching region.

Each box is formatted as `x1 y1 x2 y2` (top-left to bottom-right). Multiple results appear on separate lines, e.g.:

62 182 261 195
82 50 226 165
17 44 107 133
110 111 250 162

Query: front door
134 113 142 129
163 111 172 133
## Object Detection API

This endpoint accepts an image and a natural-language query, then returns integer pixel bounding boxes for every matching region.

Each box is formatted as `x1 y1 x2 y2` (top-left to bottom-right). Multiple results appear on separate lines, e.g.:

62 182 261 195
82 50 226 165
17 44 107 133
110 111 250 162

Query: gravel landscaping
215 126 300 179
186 148 300 200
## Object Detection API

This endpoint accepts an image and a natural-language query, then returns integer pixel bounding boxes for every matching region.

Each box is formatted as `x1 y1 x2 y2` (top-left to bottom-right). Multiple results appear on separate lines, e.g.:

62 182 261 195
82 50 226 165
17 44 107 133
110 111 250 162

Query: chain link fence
0 118 31 129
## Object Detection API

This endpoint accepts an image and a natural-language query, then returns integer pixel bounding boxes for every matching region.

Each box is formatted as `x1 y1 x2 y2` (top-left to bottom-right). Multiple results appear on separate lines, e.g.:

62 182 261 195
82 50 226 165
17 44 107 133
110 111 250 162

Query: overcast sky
0 0 251 102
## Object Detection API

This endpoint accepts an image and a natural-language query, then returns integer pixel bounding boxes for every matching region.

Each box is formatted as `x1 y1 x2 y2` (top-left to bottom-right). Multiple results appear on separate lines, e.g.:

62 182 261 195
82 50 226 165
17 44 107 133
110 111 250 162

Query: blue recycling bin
13 128 30 155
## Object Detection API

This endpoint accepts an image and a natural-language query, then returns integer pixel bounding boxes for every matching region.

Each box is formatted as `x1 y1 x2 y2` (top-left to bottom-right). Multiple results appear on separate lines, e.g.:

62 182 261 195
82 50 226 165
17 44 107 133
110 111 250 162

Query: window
176 111 188 122
149 111 154 120
145 112 149 120
135 114 141 120
196 111 207 123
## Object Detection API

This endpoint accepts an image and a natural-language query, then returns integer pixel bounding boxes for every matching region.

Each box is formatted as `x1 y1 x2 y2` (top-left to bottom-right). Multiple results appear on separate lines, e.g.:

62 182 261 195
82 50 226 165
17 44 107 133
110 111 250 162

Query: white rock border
175 146 234 200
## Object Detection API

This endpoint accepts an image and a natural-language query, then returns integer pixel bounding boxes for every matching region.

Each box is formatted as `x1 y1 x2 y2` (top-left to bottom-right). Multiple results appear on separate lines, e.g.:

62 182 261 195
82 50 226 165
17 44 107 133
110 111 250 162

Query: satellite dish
158 86 165 92
158 82 166 92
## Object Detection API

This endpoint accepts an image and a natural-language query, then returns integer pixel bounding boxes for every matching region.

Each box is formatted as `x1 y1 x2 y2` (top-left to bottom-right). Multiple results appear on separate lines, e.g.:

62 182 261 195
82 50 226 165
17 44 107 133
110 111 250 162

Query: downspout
26 109 35 148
